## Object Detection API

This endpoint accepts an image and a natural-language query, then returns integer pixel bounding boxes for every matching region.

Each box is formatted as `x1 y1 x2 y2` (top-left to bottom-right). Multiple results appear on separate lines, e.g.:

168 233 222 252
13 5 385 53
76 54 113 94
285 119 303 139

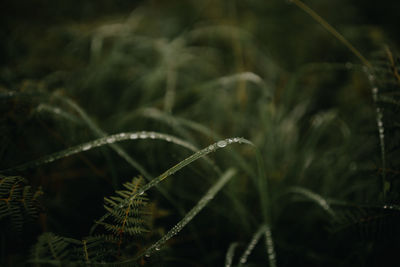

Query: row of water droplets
264 225 277 267
128 137 250 201
382 204 400 210
225 242 239 267
290 187 335 218
142 168 237 258
238 224 269 265
366 67 387 194
2 131 197 173
102 137 249 226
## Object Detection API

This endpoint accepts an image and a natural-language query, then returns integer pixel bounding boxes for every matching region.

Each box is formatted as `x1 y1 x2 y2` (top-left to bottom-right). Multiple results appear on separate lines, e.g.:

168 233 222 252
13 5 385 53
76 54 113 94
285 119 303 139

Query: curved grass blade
119 107 256 177
1 131 198 173
238 224 268 266
366 72 388 197
59 96 153 181
35 104 82 124
42 97 189 212
139 168 237 259
216 72 266 89
88 136 250 235
131 109 257 231
264 225 277 267
225 242 239 267
288 186 335 218
289 0 371 68
127 137 253 200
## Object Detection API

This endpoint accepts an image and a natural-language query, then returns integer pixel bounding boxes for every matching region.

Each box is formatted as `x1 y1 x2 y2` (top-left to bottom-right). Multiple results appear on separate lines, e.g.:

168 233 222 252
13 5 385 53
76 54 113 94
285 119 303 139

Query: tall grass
1 0 399 266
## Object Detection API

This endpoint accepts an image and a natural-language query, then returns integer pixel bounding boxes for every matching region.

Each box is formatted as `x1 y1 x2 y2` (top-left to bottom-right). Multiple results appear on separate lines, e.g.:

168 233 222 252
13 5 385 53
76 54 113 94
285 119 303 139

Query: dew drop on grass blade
128 137 252 199
138 168 237 259
225 242 239 267
289 186 336 218
238 224 277 266
238 224 267 266
264 224 277 267
1 131 199 173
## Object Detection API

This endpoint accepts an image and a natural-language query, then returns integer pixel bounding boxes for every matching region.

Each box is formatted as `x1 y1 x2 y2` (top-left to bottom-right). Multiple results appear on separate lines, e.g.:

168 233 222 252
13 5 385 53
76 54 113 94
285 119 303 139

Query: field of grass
1 0 399 266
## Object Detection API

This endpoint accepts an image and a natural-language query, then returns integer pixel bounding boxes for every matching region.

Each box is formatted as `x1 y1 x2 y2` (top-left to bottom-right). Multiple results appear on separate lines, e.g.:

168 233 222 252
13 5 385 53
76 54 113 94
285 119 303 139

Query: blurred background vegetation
0 0 399 266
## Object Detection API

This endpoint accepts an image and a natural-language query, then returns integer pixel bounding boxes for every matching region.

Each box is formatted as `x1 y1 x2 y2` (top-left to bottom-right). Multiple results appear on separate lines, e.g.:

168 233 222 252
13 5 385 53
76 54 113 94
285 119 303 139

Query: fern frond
97 177 150 239
31 233 117 266
31 232 73 264
0 175 43 235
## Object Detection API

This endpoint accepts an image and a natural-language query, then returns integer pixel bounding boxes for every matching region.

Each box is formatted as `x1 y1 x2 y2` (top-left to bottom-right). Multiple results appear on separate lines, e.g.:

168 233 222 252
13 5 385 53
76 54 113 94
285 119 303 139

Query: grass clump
1 0 399 266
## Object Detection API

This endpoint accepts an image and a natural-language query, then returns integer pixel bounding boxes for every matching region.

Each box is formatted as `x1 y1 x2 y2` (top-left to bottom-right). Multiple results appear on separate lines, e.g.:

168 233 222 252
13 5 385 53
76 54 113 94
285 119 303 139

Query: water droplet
149 133 156 139
139 132 148 139
227 138 233 144
118 133 126 138
107 137 116 143
145 254 150 258
166 137 172 142
155 247 160 251
345 62 353 69
240 258 247 264
139 191 144 195
372 87 378 94
208 145 215 151
130 133 138 139
83 145 91 151
217 140 227 148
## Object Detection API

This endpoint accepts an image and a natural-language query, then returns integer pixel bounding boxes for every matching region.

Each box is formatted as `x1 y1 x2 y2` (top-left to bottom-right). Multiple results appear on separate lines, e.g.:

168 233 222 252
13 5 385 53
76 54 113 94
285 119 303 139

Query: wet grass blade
127 137 253 200
1 131 199 173
139 168 237 258
225 242 239 267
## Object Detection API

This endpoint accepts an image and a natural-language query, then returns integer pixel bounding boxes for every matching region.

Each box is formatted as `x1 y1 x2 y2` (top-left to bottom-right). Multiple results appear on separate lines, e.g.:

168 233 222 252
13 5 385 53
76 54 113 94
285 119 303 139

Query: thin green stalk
139 168 237 259
289 0 371 68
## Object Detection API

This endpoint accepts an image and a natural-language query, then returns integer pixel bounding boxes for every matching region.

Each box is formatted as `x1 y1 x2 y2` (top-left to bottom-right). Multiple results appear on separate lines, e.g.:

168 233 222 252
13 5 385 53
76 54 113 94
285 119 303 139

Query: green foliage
96 177 150 238
0 175 42 235
1 0 400 266
31 233 119 266
31 177 151 266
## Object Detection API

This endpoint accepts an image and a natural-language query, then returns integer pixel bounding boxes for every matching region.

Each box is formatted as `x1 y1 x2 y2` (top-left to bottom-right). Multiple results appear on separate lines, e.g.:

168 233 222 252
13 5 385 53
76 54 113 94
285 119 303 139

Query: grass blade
127 137 253 200
140 168 237 258
239 224 268 266
264 225 277 267
288 186 335 218
225 242 239 267
1 131 199 173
